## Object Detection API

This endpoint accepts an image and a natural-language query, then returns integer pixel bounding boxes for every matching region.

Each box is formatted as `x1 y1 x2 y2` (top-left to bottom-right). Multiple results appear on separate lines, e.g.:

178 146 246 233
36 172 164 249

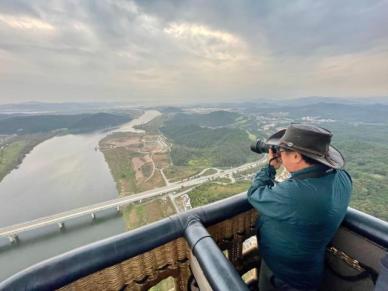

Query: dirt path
160 168 170 186
143 134 172 185
144 154 156 183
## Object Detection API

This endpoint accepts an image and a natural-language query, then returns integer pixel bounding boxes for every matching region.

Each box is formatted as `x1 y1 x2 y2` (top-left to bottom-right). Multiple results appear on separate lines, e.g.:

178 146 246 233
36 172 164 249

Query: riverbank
0 111 137 183
0 133 54 182
0 127 124 280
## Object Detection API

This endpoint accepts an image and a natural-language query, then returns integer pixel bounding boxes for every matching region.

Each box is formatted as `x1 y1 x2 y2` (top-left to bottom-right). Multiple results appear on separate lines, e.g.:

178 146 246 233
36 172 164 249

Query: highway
0 157 266 241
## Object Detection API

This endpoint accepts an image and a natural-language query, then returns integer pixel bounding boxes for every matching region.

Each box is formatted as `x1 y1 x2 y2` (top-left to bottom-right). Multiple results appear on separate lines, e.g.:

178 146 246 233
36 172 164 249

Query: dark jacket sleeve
247 165 295 220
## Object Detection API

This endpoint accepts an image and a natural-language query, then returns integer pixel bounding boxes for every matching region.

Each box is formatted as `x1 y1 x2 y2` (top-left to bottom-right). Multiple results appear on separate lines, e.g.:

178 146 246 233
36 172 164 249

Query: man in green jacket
247 124 352 291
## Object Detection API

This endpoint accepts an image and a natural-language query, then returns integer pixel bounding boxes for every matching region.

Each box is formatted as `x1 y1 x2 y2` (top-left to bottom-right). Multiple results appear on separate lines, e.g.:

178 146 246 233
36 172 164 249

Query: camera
250 139 279 154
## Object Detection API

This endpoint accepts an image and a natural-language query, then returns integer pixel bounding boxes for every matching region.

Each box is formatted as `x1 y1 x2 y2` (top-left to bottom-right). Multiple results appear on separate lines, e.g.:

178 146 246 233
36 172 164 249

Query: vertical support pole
184 219 249 291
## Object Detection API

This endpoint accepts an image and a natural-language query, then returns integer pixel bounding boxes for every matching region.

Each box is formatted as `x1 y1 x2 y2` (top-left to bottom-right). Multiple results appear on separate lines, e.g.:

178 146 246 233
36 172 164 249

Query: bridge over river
0 160 264 243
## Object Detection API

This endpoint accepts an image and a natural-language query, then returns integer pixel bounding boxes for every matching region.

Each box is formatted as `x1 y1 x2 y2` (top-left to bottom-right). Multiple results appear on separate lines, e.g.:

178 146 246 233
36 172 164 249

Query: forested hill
169 111 240 127
160 111 256 167
0 113 130 134
161 124 255 167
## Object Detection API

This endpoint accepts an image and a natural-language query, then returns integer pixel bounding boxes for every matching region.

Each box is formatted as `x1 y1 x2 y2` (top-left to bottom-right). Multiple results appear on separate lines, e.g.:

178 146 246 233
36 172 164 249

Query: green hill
161 123 256 167
329 123 388 221
168 110 240 127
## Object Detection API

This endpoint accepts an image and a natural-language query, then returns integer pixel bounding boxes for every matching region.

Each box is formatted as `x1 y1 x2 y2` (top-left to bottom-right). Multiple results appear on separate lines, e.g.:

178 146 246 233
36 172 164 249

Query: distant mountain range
1 97 387 125
0 113 131 134
240 102 388 123
276 96 388 106
0 101 137 114
2 97 387 114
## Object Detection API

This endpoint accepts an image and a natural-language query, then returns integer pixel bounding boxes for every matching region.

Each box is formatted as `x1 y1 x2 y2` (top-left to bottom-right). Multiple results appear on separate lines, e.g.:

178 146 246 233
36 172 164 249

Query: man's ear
293 152 303 163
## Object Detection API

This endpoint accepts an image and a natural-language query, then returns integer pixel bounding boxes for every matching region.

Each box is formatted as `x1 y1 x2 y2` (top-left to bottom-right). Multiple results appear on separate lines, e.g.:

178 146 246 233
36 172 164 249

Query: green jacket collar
290 164 332 179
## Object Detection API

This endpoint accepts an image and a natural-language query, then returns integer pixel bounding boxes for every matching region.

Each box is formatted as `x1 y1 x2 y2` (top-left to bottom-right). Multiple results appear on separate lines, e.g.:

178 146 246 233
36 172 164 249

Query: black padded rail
343 207 388 249
0 218 182 291
1 191 387 290
185 219 249 291
0 193 250 291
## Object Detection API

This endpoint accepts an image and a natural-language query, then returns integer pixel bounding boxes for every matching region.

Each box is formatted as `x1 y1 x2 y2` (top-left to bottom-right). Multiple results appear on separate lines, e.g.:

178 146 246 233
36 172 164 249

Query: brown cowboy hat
266 123 345 169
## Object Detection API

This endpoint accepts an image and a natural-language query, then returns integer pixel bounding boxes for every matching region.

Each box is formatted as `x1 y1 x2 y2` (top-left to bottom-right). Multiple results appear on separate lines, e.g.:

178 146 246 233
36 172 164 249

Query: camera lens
250 140 270 154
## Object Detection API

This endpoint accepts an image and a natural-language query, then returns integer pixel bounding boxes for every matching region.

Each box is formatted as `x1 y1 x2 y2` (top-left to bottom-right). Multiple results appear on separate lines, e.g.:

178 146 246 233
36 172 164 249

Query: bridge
0 159 265 243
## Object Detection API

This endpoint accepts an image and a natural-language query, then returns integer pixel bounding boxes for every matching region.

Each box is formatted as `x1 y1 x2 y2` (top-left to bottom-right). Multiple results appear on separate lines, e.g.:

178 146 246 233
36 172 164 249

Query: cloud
311 47 388 95
164 22 247 62
0 0 387 104
136 0 388 56
0 14 55 31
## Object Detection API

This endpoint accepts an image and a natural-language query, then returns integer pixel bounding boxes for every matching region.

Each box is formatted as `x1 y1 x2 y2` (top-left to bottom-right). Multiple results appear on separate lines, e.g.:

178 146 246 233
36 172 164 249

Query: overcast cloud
0 0 387 105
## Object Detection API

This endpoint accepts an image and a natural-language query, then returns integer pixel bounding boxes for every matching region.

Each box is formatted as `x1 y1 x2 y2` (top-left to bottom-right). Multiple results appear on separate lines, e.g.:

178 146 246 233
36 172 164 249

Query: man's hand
268 148 282 169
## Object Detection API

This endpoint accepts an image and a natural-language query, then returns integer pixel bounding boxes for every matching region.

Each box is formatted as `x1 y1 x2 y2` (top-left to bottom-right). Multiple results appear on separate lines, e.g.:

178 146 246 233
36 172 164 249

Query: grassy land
202 168 218 176
99 132 166 195
212 177 232 184
164 165 202 182
142 162 153 177
188 180 251 208
153 152 171 169
99 146 138 195
0 134 52 182
136 168 165 192
121 197 176 231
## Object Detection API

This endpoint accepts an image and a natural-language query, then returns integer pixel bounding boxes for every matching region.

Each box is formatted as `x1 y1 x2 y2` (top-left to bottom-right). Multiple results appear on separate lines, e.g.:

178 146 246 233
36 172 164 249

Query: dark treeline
0 113 131 134
169 110 240 127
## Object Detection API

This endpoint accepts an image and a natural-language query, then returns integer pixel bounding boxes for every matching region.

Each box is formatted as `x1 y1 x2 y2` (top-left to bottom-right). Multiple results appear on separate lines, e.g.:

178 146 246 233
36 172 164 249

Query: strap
360 263 379 284
326 247 379 285
326 259 378 284
268 157 279 167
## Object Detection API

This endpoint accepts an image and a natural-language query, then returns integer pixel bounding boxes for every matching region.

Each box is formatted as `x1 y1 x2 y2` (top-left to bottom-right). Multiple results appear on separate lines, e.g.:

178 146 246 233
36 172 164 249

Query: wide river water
0 110 161 281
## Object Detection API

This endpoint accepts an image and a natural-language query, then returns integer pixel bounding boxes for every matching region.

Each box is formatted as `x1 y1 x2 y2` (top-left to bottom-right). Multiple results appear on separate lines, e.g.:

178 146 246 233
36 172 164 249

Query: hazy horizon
1 0 387 104
2 96 388 109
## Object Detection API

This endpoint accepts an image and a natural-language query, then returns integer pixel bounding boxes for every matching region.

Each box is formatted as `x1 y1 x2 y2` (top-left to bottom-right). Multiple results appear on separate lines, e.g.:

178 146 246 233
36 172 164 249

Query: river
0 110 161 281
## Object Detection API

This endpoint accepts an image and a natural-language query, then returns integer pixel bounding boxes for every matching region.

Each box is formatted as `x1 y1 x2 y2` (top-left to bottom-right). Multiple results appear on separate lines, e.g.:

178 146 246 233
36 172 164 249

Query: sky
0 0 387 105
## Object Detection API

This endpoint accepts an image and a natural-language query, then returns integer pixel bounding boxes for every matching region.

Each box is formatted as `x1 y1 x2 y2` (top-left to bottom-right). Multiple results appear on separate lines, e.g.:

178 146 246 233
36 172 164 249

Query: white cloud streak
0 14 55 31
164 22 247 62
